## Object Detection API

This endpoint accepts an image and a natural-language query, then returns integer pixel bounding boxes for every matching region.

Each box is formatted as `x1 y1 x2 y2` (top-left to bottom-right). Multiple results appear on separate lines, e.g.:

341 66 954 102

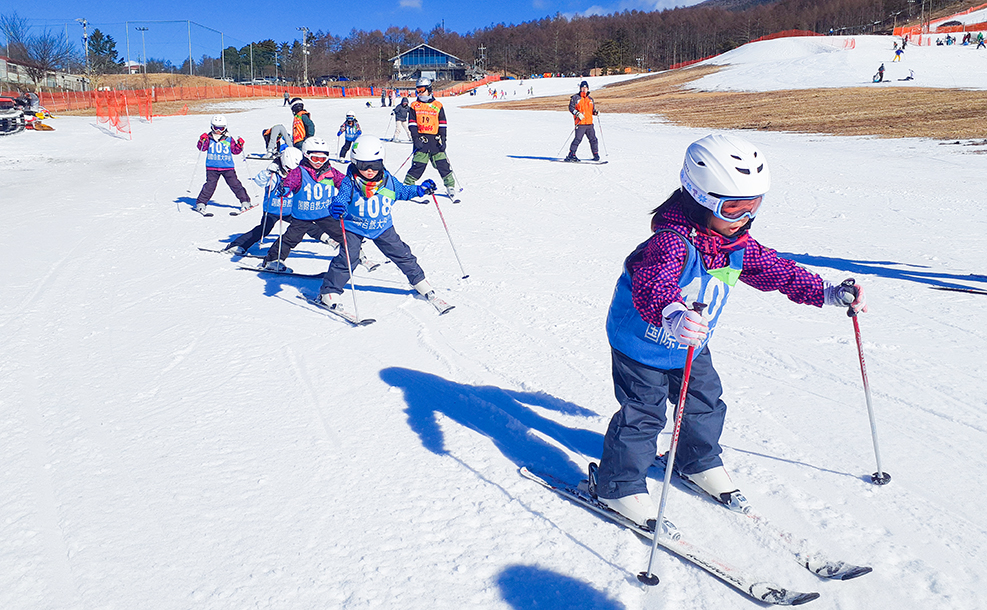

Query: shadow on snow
497 564 625 610
379 367 602 483
780 252 987 291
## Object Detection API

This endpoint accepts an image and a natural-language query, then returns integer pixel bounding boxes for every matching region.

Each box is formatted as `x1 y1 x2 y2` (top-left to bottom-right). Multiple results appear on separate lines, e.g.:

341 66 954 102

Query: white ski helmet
415 76 433 101
345 111 356 119
210 115 227 130
680 134 770 221
350 135 385 175
301 137 331 166
280 146 303 171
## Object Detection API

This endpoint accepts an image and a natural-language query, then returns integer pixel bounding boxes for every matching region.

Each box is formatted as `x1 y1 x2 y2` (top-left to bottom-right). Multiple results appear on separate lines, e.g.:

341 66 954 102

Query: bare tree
1 11 75 90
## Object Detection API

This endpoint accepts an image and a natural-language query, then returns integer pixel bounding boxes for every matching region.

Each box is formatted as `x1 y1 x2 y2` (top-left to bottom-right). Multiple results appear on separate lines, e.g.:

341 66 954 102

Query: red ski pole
843 279 891 485
639 302 706 586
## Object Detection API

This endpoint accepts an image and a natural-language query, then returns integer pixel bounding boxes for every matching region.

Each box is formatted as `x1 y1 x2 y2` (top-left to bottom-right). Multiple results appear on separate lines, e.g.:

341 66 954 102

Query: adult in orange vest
403 77 458 200
290 98 315 149
565 81 600 162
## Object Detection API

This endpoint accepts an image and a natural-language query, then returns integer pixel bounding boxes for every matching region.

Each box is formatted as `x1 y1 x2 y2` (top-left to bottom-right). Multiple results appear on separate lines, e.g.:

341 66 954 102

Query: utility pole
250 42 254 82
297 27 309 85
76 18 89 76
187 20 193 76
136 27 148 75
221 32 225 81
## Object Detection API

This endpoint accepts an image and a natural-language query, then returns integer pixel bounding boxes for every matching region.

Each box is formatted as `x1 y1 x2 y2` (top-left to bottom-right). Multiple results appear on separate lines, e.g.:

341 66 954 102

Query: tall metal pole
221 32 225 81
136 27 148 75
75 18 89 76
125 22 131 75
187 20 193 76
297 27 308 85
250 42 254 81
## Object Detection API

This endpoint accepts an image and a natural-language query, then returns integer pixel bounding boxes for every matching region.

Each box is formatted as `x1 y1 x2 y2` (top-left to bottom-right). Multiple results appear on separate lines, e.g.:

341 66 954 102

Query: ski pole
186 149 204 193
384 113 395 140
430 193 469 280
842 279 891 485
396 150 414 175
556 128 575 158
596 114 609 158
639 302 707 586
338 216 364 320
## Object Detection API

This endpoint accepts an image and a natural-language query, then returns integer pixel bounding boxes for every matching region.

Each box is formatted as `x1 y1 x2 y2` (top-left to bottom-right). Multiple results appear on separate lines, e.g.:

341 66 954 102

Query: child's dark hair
650 188 754 234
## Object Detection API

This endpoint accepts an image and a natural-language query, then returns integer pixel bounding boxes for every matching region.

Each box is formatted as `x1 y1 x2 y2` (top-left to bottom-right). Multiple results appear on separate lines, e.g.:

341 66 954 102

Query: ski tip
791 592 821 605
637 571 660 586
358 318 377 326
839 565 873 580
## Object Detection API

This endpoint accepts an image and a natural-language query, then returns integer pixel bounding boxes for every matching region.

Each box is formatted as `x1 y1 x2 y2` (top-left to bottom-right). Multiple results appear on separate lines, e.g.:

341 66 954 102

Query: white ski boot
263 260 292 273
681 466 750 513
598 493 656 528
413 279 454 314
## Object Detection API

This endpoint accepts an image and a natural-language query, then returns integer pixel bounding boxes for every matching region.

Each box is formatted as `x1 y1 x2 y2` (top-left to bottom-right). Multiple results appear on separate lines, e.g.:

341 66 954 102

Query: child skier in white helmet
592 134 867 526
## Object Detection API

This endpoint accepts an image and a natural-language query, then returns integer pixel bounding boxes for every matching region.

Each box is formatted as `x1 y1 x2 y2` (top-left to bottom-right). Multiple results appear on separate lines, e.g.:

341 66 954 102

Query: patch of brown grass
481 65 987 140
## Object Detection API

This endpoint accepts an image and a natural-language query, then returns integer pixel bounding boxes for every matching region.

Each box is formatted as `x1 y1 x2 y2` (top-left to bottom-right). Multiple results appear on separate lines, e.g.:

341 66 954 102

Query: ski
245 152 276 160
930 286 987 295
195 243 263 259
557 158 608 165
423 292 455 315
302 296 375 326
653 455 872 581
237 263 325 279
230 204 258 216
520 468 819 606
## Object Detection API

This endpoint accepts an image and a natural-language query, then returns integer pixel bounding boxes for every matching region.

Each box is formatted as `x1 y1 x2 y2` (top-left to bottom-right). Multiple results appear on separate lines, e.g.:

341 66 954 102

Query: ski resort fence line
1 74 502 114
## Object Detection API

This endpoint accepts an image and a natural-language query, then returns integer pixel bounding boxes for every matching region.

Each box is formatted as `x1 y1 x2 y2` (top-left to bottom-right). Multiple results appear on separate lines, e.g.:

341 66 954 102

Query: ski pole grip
841 278 858 318
691 302 707 315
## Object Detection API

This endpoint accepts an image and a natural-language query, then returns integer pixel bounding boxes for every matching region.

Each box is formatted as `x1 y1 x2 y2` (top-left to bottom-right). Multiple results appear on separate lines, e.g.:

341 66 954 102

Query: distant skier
978 33 985 49
283 90 290 106
591 134 868 526
403 77 458 200
392 97 411 142
194 115 250 214
317 136 441 311
892 48 903 62
564 80 600 162
337 112 362 158
874 63 885 83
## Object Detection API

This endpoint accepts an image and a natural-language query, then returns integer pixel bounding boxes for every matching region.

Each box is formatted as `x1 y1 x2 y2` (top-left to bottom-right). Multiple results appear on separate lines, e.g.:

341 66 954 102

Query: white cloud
399 0 422 8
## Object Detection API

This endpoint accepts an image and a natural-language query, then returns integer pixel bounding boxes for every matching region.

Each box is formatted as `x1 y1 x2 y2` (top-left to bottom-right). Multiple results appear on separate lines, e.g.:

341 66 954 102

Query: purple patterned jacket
631 201 825 326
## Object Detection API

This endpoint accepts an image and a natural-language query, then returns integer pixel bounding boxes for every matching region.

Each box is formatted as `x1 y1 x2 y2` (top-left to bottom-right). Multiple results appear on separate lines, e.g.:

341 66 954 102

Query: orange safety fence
4 76 505 115
95 91 131 137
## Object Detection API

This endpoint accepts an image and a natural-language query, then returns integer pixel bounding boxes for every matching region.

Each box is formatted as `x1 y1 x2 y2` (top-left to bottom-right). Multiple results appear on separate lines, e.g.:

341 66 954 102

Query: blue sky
11 0 704 65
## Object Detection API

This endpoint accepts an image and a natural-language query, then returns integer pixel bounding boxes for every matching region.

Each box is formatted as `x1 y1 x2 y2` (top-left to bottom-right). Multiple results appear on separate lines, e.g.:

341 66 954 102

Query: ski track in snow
2 43 987 609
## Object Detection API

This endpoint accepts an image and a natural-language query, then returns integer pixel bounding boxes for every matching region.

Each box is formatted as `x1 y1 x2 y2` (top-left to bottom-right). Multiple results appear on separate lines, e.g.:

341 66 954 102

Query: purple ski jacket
631 201 825 326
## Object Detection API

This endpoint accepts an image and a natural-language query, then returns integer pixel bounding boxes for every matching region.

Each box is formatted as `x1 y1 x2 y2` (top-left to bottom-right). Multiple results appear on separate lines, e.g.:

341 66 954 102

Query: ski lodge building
0 56 89 91
390 44 468 81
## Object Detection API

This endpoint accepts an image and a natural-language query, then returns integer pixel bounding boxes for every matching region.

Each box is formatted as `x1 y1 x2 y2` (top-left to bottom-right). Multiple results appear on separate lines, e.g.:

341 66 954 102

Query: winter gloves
329 199 348 220
824 279 868 314
417 179 437 197
662 302 709 347
197 133 210 151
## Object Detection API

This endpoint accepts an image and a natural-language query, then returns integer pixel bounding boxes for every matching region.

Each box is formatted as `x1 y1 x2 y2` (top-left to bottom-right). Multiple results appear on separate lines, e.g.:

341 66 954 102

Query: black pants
232 213 324 252
264 216 345 264
340 140 354 158
197 168 250 206
320 226 424 296
569 124 599 157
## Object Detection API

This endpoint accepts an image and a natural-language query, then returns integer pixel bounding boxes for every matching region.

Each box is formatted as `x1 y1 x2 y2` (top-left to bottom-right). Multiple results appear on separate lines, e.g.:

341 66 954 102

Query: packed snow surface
2 65 986 610
690 34 987 91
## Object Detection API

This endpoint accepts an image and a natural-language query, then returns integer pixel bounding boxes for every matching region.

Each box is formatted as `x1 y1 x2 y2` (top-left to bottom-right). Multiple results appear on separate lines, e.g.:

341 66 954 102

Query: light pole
136 27 148 75
76 18 89 76
297 26 309 85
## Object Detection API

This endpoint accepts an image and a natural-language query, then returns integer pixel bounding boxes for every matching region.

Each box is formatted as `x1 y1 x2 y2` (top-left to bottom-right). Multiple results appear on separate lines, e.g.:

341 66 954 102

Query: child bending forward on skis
592 134 867 527
316 135 441 312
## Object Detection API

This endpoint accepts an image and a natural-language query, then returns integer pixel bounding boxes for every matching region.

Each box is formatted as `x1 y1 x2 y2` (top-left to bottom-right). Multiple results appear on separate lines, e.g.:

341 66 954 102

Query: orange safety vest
292 111 310 144
411 99 443 135
573 94 594 126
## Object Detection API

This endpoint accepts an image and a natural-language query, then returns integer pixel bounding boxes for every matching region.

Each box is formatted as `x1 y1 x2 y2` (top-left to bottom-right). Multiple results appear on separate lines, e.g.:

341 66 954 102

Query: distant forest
44 0 968 83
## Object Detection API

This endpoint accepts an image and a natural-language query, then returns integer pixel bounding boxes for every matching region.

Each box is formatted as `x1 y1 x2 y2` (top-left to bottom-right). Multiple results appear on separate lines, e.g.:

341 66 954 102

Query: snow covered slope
2 58 986 610
690 34 987 91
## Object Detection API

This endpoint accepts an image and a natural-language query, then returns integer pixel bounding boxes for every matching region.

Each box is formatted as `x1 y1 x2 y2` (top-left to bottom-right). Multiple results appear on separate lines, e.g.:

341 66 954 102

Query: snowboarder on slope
403 77 458 201
318 135 439 309
194 115 251 214
592 134 868 526
565 80 600 162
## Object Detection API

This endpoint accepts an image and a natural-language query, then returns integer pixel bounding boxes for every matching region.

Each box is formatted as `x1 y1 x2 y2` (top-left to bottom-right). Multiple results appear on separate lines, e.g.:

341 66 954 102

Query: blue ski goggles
681 169 764 222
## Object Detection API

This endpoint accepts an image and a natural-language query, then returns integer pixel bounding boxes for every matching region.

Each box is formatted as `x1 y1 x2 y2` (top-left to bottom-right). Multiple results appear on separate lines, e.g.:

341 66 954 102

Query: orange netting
95 91 131 137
